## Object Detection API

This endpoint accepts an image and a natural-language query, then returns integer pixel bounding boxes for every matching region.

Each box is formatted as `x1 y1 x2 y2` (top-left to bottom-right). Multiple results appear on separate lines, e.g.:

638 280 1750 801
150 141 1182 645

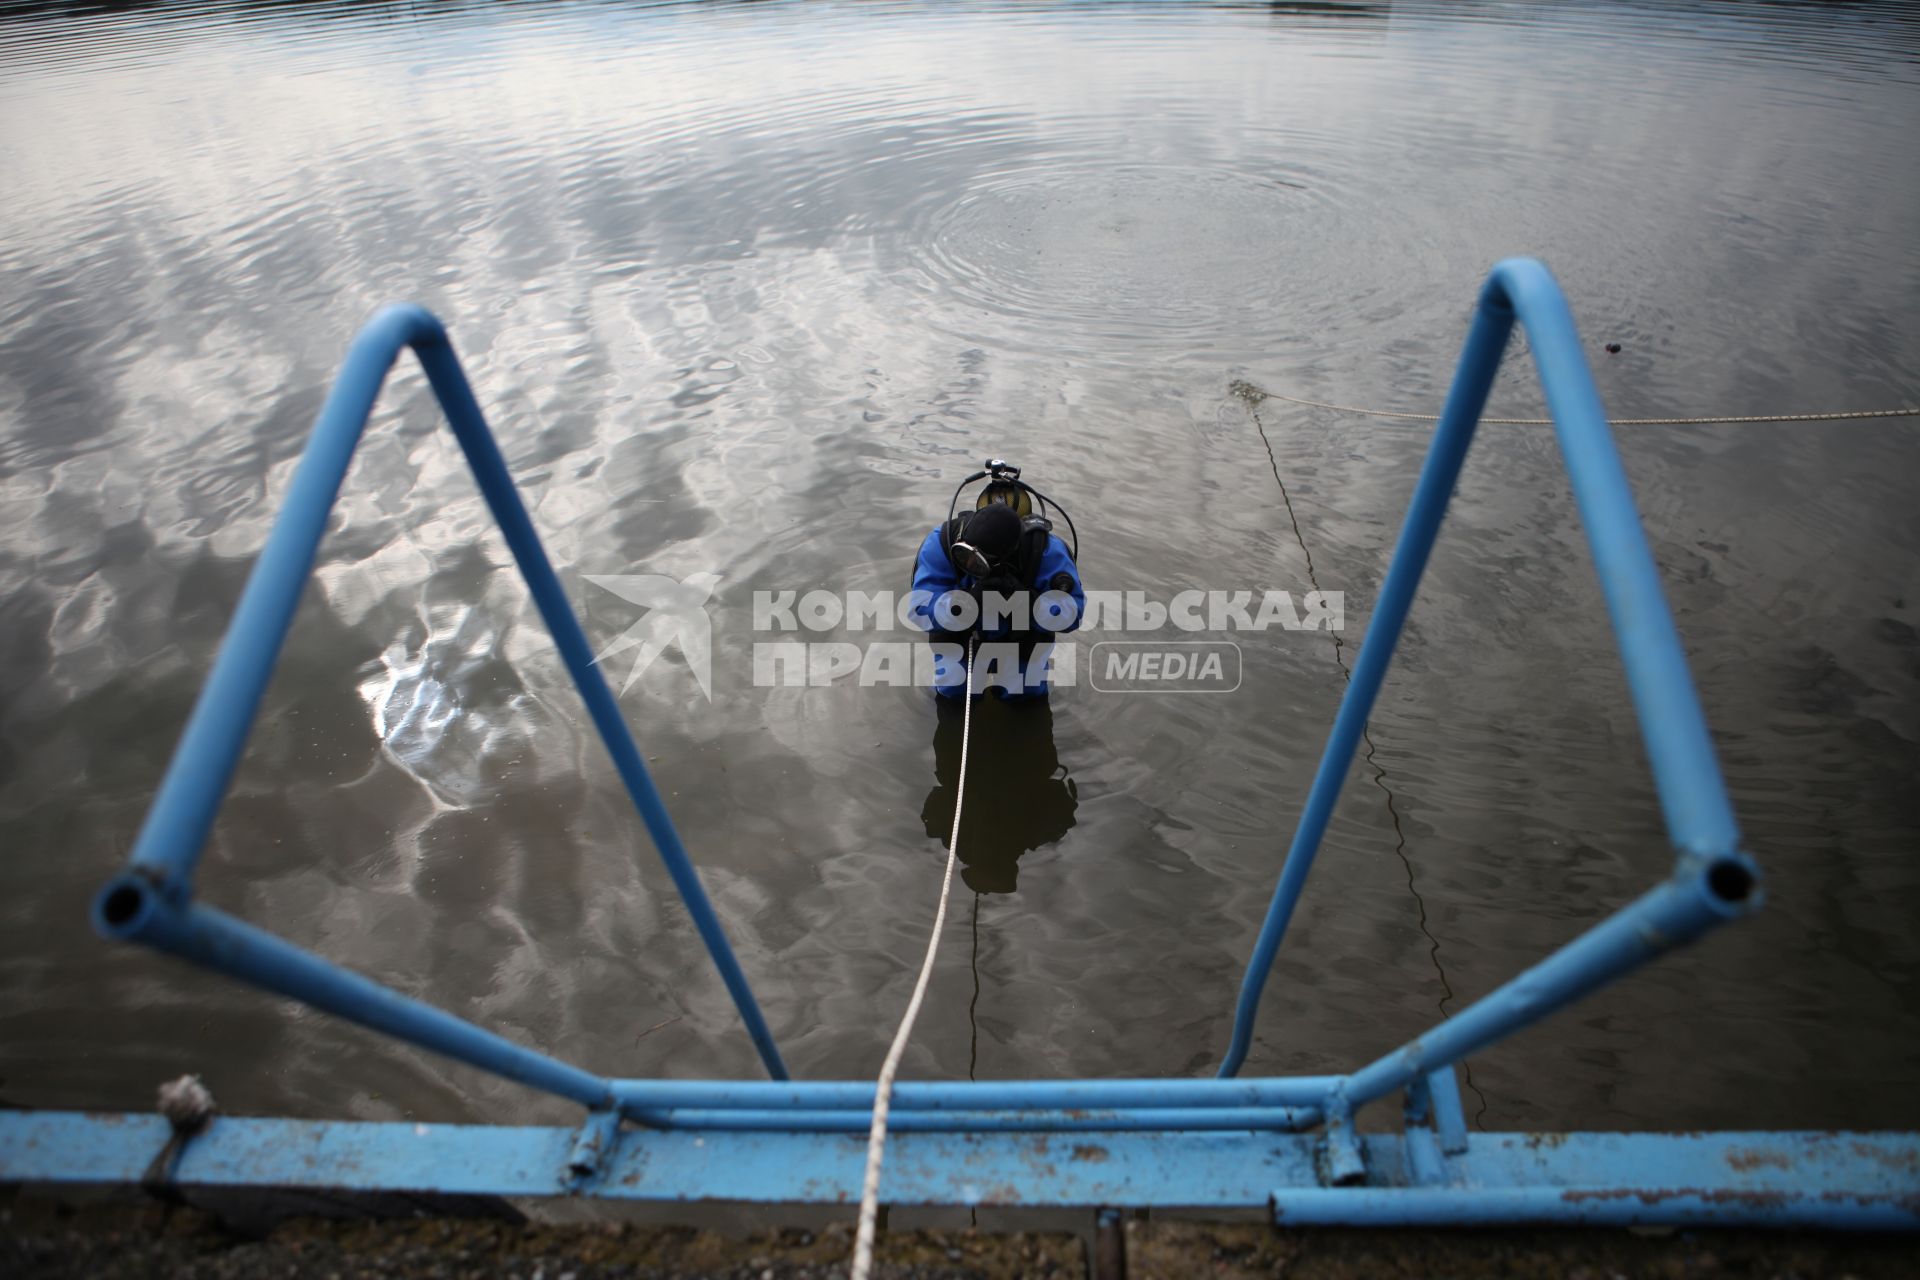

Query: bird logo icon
584 571 720 701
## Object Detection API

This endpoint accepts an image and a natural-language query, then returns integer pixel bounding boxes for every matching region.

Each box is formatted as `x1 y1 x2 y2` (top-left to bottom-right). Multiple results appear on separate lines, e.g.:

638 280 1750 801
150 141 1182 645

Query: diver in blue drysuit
908 488 1085 699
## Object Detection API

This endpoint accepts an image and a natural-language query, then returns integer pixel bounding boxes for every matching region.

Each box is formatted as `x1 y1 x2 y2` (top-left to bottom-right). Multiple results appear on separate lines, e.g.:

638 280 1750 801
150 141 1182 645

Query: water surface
2 0 1918 1135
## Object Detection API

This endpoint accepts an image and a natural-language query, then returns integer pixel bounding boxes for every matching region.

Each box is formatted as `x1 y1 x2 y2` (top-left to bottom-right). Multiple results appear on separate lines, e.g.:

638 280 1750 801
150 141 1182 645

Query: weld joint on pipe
1319 1090 1366 1187
564 1108 624 1187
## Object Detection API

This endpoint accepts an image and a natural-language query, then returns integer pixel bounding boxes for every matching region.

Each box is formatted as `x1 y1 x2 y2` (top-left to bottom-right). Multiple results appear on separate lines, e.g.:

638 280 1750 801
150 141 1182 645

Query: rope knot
157 1074 216 1135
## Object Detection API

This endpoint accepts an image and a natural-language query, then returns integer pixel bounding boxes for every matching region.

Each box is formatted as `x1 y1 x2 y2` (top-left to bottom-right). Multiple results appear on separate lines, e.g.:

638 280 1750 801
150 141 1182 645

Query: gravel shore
3 1197 1916 1279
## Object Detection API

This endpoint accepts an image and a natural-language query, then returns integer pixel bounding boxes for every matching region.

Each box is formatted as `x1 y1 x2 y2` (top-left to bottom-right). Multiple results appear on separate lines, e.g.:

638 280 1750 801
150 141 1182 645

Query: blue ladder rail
2 259 1906 1228
1218 256 1757 1080
90 305 789 1088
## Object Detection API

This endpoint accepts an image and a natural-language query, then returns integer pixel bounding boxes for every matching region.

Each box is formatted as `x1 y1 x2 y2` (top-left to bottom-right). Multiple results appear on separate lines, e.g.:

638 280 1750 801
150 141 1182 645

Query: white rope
850 636 975 1280
1243 384 1920 426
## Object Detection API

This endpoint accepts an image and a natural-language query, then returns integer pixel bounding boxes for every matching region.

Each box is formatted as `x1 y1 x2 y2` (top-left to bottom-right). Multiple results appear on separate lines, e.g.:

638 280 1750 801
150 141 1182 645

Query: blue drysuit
908 527 1085 699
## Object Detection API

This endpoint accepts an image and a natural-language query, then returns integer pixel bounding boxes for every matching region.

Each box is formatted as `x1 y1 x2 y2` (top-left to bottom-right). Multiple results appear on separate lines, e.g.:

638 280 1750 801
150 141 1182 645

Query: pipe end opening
1706 858 1756 906
94 877 154 937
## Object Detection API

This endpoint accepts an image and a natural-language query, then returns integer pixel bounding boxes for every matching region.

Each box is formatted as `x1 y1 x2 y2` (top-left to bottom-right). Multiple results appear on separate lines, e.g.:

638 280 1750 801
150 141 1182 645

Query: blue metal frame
6 261 1905 1227
90 304 788 1085
4 1114 1916 1227
1219 257 1754 1078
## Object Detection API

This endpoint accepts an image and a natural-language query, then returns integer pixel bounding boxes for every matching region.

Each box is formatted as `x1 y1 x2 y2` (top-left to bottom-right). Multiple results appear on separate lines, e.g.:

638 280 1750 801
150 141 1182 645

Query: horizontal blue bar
627 1108 1318 1133
1272 1187 1916 1230
6 1114 1913 1224
610 1077 1338 1113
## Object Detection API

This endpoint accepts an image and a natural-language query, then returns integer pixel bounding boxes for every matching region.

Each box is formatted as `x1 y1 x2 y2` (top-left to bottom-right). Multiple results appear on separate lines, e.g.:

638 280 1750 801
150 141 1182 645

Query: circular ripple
913 162 1349 347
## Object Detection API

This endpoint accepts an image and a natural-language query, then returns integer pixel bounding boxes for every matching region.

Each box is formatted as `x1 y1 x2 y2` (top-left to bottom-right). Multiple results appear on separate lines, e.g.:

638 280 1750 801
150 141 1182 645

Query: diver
908 459 1085 699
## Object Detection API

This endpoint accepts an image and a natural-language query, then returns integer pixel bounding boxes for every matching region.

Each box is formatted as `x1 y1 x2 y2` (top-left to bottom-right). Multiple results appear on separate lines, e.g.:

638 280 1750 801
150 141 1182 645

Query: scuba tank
938 458 1080 590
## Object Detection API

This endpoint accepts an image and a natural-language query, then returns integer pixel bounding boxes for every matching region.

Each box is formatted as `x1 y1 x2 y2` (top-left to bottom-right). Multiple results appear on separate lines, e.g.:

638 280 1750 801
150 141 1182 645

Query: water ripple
0 0 1916 1133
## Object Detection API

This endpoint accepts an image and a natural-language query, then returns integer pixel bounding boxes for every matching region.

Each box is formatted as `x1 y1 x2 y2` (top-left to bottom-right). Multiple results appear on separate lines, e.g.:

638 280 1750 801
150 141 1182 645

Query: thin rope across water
850 636 976 1280
1253 388 1919 426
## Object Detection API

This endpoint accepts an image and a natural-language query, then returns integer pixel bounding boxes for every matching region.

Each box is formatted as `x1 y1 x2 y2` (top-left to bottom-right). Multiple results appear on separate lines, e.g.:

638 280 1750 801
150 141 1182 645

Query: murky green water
1 0 1917 1135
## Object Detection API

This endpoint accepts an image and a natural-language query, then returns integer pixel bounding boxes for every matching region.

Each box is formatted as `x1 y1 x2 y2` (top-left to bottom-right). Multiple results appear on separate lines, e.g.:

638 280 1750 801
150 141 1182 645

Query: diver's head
950 500 1022 581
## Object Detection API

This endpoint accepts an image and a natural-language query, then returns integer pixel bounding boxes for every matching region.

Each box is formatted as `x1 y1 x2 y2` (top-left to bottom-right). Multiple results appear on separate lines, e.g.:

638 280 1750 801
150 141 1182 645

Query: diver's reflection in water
920 696 1077 1088
919 696 1077 894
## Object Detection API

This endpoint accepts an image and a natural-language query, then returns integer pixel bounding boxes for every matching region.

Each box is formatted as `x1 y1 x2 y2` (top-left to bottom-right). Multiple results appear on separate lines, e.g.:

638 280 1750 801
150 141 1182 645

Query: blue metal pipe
1402 1128 1448 1186
93 875 614 1109
565 1108 623 1184
609 1076 1339 1113
1271 1186 1918 1230
99 303 787 1081
1490 259 1740 857
407 334 788 1081
124 305 440 897
626 1107 1318 1133
1218 285 1514 1078
1220 258 1748 1077
6 1112 1913 1222
1426 1065 1469 1154
1339 854 1758 1109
